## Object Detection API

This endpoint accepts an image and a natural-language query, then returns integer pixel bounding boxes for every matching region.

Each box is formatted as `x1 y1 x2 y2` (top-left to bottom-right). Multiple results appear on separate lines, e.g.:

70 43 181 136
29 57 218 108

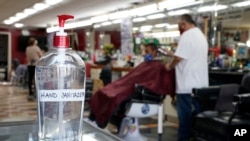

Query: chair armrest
192 86 220 112
135 84 165 103
234 93 250 114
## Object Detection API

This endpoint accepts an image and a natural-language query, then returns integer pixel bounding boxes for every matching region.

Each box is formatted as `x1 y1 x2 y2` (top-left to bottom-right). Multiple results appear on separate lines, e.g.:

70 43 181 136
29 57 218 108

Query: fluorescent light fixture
65 20 92 29
45 0 63 5
147 13 165 20
91 15 108 23
24 8 37 15
151 31 180 38
93 24 101 28
47 26 59 33
112 19 122 24
16 12 28 19
33 3 49 11
47 20 92 33
133 17 146 22
9 17 19 22
108 10 131 20
167 24 178 29
197 5 227 12
155 23 167 28
158 0 203 10
140 25 153 32
14 23 24 28
232 1 250 7
101 21 112 26
133 27 139 31
130 4 160 16
168 9 191 16
3 20 13 25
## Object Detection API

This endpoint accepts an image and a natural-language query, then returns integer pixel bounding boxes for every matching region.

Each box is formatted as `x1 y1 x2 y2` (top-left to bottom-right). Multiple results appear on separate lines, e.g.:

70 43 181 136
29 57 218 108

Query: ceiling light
130 4 160 16
94 24 101 28
140 25 153 32
46 26 59 33
108 10 131 20
197 5 227 12
112 19 122 24
9 17 20 22
101 21 112 26
24 8 37 15
168 9 191 16
147 13 165 20
167 24 178 29
16 12 28 19
151 31 180 38
33 3 49 11
133 17 146 22
45 0 64 5
232 1 250 7
3 20 13 25
158 0 203 10
47 20 92 32
91 15 108 23
65 20 92 29
155 23 168 28
133 27 139 31
14 23 24 28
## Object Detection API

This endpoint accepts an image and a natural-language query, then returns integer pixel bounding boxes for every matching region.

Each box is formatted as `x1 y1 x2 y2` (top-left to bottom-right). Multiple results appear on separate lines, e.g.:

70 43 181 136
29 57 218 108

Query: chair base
119 117 147 141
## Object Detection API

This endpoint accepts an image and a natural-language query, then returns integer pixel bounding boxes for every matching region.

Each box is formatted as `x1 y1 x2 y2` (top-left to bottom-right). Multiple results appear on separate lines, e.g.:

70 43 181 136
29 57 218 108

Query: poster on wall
121 17 133 56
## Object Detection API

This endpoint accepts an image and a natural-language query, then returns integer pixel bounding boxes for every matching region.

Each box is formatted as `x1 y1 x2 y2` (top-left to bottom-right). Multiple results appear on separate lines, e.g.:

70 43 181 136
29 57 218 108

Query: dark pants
27 65 35 96
176 94 200 141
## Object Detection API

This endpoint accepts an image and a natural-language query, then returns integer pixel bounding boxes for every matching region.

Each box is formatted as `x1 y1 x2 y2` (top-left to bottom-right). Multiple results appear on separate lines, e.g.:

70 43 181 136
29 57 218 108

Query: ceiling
0 0 146 28
1 0 250 30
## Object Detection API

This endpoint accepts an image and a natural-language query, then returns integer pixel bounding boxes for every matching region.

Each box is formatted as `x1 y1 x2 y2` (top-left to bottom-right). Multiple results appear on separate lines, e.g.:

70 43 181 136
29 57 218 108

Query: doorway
0 32 11 81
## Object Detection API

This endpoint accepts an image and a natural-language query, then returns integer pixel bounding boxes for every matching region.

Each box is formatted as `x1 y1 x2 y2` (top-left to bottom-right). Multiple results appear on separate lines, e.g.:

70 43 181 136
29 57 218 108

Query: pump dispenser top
53 14 74 48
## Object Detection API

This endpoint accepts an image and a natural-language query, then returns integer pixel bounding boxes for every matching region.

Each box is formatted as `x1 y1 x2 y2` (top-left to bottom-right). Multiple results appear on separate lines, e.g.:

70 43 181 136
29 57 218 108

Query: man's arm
165 56 182 71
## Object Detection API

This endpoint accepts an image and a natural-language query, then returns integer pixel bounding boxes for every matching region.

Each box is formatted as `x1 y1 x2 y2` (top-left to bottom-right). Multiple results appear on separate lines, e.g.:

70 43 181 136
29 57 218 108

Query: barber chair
14 65 28 88
84 78 93 110
118 85 165 141
193 84 250 141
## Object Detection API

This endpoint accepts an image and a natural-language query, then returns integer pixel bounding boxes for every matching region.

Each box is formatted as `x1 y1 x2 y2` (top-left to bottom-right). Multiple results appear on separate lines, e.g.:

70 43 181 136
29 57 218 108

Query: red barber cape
89 61 175 126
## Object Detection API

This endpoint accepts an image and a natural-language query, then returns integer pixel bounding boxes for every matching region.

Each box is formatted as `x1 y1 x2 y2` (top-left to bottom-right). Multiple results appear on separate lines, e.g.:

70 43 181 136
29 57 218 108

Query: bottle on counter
35 15 86 141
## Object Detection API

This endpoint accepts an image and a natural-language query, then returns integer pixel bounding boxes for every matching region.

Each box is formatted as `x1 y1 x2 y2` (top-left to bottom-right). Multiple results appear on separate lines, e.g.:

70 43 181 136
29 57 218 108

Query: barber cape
89 60 175 127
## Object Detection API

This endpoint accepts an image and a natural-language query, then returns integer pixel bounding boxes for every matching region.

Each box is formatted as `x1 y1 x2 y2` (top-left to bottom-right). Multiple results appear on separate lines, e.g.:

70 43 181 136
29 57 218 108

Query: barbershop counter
209 69 249 85
0 120 122 141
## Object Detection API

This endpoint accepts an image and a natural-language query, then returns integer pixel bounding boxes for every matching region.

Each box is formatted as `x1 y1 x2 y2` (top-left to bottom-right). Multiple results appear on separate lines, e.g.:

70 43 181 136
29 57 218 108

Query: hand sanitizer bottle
35 15 86 141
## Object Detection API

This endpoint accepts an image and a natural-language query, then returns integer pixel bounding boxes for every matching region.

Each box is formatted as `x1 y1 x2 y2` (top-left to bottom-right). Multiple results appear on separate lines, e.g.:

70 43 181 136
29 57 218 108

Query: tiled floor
0 83 178 140
0 84 37 122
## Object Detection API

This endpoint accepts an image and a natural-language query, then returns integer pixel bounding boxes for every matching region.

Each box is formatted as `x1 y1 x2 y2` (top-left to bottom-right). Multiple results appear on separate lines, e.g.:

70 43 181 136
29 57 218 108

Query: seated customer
88 41 175 128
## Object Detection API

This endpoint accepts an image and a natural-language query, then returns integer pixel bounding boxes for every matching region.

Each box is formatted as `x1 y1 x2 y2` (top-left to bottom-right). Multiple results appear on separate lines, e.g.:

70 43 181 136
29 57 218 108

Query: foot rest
125 102 158 118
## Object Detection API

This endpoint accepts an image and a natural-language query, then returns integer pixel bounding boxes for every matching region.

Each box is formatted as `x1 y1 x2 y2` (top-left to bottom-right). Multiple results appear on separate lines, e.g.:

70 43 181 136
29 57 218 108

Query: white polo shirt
174 27 209 94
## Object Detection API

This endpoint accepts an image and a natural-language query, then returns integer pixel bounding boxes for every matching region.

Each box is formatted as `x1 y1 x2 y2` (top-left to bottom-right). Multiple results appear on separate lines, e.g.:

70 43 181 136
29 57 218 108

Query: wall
0 28 46 64
105 31 121 49
0 27 120 64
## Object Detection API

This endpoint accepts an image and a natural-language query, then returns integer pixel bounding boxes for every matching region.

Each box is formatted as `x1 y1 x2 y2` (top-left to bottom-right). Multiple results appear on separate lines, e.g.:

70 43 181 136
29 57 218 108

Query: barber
165 14 209 141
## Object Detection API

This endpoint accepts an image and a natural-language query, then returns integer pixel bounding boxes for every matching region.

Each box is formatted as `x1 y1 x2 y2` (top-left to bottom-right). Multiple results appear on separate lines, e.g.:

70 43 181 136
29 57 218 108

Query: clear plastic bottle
35 15 86 141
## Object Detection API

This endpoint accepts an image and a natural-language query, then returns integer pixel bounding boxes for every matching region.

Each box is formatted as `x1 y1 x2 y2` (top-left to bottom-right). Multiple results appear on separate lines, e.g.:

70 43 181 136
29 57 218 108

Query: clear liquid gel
36 48 86 141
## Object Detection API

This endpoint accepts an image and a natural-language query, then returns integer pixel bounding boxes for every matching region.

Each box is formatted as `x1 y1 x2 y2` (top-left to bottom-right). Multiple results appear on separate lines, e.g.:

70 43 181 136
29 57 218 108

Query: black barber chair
193 84 250 141
84 78 93 110
112 85 165 141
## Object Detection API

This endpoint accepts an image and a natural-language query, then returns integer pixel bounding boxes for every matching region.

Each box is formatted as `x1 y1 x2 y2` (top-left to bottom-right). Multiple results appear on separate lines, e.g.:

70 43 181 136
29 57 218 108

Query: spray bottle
35 15 86 141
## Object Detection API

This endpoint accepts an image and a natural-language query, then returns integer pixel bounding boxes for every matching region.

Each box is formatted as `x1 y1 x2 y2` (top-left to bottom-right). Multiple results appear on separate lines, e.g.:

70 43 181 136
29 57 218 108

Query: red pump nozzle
53 14 74 48
58 15 74 27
